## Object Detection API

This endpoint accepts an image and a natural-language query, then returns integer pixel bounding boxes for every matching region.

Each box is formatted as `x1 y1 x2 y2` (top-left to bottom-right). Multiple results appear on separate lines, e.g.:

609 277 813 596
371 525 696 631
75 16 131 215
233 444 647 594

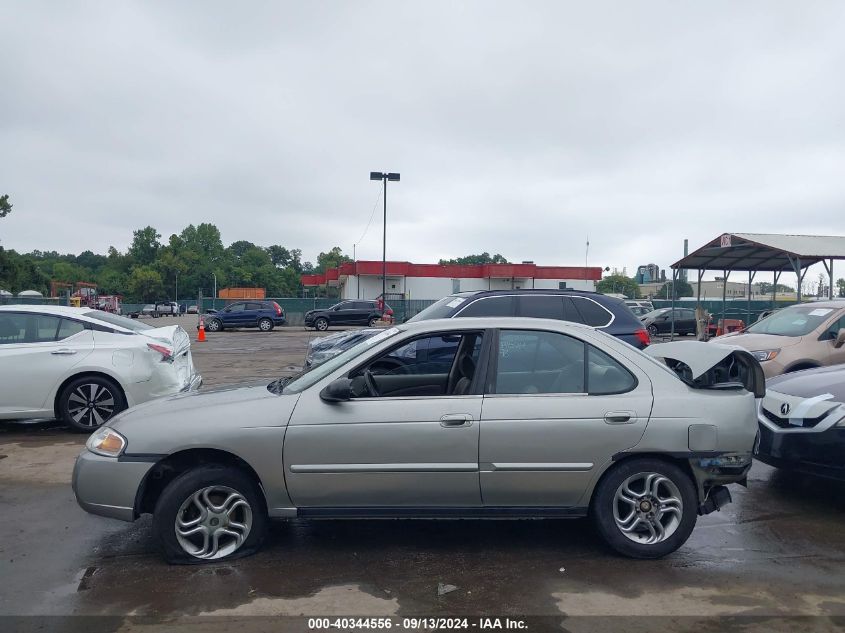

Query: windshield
84 310 153 332
407 295 466 322
283 327 402 393
746 305 839 337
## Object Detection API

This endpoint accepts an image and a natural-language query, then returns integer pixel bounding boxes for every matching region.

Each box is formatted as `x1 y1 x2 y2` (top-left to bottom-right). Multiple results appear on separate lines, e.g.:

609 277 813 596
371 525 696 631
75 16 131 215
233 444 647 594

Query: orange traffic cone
197 316 206 342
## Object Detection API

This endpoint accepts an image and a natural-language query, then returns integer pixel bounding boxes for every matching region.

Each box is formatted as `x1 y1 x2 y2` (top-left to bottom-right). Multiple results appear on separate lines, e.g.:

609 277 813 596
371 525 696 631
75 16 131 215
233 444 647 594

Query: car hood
645 341 746 379
108 380 299 450
711 331 803 351
767 365 845 402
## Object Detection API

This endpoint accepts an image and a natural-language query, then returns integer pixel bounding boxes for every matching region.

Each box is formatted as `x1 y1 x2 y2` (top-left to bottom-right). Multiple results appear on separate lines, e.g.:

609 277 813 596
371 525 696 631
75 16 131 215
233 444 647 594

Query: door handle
604 411 634 424
51 349 77 356
440 414 473 427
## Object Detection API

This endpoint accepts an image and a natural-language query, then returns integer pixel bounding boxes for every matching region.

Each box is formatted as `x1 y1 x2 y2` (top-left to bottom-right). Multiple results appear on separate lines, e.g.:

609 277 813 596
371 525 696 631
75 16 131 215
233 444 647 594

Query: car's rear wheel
205 318 222 332
153 465 268 564
258 318 274 332
647 324 659 337
591 458 697 559
58 376 127 433
314 317 329 331
368 316 379 327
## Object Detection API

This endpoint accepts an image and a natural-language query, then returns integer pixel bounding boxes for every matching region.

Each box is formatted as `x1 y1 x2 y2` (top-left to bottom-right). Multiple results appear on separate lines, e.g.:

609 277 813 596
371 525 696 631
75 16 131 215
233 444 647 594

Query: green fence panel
651 299 798 324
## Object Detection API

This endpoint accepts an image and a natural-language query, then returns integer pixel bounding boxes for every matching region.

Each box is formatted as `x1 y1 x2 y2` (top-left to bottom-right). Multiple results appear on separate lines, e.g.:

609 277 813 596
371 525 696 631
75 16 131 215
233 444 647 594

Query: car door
354 301 375 325
284 330 487 508
245 302 265 326
0 313 94 416
220 302 247 326
479 328 653 508
821 313 845 366
334 301 360 325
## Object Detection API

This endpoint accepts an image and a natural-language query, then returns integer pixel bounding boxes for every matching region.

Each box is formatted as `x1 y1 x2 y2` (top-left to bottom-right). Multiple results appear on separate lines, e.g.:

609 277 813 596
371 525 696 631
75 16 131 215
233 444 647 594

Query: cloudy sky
1 1 843 285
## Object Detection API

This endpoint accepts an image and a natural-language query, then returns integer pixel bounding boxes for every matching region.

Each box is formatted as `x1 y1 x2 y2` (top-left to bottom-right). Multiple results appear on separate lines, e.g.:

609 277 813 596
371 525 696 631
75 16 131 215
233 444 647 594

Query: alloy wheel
174 485 253 560
67 383 116 428
612 472 683 545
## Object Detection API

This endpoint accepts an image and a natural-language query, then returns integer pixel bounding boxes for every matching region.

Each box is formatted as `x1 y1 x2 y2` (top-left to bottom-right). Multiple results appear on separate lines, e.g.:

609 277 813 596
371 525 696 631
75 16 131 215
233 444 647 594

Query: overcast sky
1 1 843 286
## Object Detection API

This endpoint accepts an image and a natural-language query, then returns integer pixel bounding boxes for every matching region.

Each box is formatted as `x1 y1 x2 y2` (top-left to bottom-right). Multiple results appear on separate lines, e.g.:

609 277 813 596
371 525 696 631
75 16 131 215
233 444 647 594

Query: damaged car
73 318 761 562
0 305 202 432
755 364 845 481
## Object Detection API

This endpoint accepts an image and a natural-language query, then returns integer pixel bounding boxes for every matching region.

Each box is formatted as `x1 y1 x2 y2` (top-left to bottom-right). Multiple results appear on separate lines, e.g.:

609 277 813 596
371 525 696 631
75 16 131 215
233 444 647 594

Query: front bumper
72 450 154 521
755 423 845 481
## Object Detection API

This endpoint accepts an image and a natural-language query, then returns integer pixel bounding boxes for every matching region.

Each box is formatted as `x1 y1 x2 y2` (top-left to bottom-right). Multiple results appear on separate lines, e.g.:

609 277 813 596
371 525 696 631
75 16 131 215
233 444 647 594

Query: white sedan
0 305 202 432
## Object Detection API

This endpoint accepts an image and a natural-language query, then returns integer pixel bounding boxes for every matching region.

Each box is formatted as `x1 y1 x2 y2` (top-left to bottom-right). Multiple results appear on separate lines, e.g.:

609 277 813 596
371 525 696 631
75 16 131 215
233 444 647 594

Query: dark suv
304 300 391 331
204 301 285 332
408 290 650 348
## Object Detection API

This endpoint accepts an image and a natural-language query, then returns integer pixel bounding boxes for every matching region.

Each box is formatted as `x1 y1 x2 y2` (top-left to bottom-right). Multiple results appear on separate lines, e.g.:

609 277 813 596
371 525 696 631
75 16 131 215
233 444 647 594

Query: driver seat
451 354 476 395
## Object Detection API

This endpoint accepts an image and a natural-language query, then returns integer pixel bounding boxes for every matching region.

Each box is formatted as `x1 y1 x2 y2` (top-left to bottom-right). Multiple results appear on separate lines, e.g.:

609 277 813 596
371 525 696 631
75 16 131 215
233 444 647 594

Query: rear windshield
407 296 466 322
83 311 152 332
746 305 840 337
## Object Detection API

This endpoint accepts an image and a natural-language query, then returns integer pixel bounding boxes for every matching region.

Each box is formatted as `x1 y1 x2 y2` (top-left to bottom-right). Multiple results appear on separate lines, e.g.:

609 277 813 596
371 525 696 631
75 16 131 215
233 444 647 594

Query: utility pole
369 171 400 313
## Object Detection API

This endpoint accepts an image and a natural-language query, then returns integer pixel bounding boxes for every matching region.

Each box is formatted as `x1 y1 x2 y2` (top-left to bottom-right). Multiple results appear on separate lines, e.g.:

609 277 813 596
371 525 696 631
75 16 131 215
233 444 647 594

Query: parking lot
1 318 845 629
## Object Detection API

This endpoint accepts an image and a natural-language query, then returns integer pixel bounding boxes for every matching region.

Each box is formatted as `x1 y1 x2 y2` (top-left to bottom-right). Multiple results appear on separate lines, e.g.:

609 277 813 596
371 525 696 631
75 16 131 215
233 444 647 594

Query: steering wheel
363 369 380 397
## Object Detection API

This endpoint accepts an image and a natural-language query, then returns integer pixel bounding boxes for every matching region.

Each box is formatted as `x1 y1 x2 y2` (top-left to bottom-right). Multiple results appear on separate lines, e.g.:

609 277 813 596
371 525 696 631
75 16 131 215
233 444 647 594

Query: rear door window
246 303 265 311
586 345 637 394
457 296 515 318
493 330 585 394
58 319 85 340
517 295 565 320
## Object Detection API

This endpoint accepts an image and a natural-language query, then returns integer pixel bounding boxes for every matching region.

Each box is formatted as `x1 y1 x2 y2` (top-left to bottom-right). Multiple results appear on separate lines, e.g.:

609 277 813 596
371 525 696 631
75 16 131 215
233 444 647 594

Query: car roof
396 316 597 335
454 289 602 297
785 300 845 309
0 304 92 316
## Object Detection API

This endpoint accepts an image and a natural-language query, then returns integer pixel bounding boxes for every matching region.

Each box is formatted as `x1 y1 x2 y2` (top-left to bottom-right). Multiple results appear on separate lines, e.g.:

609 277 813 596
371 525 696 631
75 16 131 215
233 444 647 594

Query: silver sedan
73 318 762 563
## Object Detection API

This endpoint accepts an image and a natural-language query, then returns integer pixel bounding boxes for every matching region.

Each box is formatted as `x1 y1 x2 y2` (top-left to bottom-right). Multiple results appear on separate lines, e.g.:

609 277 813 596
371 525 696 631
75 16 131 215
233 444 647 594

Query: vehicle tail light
147 343 174 362
273 302 283 316
634 328 650 347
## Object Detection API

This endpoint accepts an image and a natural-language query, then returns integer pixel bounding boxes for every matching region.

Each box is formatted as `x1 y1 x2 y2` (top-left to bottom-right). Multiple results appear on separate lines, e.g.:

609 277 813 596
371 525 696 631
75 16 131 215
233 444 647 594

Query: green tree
438 252 508 265
0 194 12 219
837 278 845 298
128 266 164 302
657 280 694 300
128 226 162 266
596 274 641 299
315 247 352 273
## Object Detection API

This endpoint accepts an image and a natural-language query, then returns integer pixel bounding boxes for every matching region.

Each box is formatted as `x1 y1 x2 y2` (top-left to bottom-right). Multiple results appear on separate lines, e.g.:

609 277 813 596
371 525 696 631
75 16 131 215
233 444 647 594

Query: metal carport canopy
671 233 845 273
663 232 845 339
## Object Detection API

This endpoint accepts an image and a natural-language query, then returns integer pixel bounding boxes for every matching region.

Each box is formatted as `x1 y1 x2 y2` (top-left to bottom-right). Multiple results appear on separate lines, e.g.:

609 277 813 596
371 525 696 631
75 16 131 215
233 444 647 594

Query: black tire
591 458 697 559
58 375 127 433
258 318 274 332
205 318 222 332
314 317 329 331
152 465 268 565
367 316 379 327
647 324 659 337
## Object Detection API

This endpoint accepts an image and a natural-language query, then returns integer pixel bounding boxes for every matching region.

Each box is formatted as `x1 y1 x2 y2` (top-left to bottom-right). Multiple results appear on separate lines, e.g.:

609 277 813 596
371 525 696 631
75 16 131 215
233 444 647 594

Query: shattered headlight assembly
86 427 127 457
750 349 779 362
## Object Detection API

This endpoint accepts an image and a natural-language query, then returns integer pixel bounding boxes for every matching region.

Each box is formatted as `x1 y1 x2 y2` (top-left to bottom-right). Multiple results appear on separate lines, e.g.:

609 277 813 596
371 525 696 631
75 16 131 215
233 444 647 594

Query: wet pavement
2 324 845 629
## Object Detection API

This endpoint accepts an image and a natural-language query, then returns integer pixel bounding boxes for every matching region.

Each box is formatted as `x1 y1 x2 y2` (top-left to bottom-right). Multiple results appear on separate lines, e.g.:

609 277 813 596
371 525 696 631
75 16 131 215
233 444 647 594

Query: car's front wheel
153 465 268 564
591 458 697 559
58 375 127 432
647 324 659 337
257 318 274 332
314 317 329 331
205 318 222 332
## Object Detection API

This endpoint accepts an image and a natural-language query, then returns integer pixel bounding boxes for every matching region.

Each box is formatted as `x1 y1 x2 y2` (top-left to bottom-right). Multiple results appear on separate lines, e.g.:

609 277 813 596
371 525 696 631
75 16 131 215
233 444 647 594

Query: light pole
212 273 217 310
369 171 400 314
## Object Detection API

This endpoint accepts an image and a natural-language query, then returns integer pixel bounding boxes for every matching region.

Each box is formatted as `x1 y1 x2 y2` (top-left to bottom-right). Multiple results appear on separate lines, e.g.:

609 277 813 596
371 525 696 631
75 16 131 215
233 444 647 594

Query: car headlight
86 427 127 457
750 349 779 362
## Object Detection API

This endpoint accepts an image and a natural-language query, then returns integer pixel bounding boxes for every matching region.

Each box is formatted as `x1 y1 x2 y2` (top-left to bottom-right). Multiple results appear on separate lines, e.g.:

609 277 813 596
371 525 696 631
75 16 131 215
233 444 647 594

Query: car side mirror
835 328 845 349
320 378 352 402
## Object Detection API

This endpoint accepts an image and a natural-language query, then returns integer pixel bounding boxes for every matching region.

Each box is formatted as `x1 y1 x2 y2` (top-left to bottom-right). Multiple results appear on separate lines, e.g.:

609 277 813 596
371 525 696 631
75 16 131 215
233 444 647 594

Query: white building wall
342 275 596 300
